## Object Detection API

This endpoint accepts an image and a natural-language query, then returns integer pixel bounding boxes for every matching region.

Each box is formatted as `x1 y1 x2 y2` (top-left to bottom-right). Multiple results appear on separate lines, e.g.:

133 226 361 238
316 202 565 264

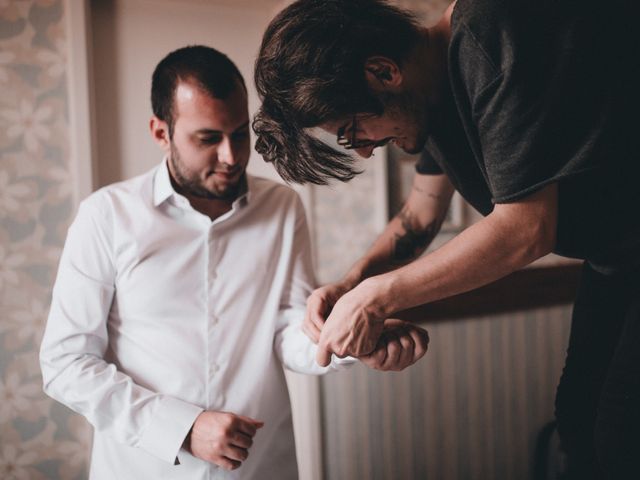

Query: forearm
43 197 203 463
315 185 558 363
343 174 454 288
41 267 202 464
345 211 439 284
370 186 558 315
41 340 202 463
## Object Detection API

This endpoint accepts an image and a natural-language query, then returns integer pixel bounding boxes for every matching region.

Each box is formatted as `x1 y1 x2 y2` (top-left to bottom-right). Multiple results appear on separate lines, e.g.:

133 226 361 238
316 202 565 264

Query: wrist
359 274 397 319
341 268 364 292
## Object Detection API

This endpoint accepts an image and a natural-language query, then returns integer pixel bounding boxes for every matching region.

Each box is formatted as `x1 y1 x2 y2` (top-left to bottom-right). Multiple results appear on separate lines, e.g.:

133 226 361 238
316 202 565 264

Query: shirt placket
205 221 225 412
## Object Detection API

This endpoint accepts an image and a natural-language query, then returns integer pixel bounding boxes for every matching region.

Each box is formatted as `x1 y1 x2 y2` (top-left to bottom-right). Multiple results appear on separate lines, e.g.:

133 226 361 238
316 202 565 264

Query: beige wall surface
321 308 571 480
0 1 574 479
90 0 284 187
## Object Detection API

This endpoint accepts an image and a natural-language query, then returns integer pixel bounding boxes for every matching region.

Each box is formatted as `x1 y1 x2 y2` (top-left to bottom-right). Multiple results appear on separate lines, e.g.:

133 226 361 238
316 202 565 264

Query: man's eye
199 136 221 145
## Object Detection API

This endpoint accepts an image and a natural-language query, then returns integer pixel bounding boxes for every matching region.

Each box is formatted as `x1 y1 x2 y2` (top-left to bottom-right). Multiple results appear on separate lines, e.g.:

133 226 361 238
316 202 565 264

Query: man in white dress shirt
40 46 428 479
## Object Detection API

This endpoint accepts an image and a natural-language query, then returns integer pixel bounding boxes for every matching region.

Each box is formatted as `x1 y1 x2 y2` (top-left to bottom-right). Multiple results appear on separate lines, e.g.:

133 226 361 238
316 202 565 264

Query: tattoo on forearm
391 206 439 262
412 185 442 200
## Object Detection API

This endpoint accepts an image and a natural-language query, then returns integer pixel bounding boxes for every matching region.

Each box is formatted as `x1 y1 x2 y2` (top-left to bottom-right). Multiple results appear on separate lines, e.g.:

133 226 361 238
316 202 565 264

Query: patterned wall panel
0 1 90 479
321 307 572 480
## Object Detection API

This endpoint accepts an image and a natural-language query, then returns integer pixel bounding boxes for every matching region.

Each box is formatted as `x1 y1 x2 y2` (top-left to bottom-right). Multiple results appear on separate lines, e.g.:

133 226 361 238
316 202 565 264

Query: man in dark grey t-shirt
253 1 640 478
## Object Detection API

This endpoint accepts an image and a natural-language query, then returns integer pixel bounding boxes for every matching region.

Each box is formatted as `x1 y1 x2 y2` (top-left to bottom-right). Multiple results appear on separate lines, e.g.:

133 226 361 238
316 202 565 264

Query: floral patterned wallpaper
0 1 90 479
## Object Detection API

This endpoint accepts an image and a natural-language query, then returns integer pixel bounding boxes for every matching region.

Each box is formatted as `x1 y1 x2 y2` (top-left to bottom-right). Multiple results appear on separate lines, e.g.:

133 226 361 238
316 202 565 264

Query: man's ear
149 116 171 151
364 56 403 92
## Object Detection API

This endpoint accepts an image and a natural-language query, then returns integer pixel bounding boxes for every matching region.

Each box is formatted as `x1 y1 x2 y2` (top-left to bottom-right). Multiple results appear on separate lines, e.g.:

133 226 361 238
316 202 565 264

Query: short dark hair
151 45 246 136
253 0 421 184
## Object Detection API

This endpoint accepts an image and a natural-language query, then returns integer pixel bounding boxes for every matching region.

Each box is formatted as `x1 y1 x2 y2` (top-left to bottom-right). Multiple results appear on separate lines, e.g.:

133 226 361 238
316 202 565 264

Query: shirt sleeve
39 196 203 465
272 195 355 374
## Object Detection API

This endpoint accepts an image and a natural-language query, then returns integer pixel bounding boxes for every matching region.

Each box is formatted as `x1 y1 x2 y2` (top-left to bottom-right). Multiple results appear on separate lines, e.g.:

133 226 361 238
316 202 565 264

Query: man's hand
187 411 264 470
316 278 386 366
359 319 429 371
304 280 353 343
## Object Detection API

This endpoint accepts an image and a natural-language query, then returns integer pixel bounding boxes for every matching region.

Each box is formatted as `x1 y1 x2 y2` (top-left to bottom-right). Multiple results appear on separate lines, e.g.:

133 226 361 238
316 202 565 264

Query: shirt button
211 315 219 326
211 363 220 373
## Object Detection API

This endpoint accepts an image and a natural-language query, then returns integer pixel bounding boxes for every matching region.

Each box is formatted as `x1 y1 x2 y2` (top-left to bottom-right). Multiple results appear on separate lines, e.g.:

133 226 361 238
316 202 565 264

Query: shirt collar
153 157 253 209
152 158 174 207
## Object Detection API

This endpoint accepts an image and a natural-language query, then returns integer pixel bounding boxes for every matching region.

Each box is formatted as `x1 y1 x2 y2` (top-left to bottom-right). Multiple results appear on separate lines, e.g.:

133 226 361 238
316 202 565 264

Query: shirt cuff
332 356 357 368
138 396 203 464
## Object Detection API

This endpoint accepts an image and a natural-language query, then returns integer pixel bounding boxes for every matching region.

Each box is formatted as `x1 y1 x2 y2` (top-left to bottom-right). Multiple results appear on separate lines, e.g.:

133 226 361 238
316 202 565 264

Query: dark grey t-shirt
417 0 640 271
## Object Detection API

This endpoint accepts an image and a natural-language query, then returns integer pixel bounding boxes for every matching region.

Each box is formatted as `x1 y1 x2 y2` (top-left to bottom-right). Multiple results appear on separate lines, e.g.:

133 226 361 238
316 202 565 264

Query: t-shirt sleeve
473 66 603 203
415 141 444 175
455 10 609 203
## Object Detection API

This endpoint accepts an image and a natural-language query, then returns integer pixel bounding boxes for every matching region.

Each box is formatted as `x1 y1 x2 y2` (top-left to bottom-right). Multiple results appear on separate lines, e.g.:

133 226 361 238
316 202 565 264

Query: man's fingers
394 327 415 370
235 416 263 436
230 431 253 449
302 320 321 343
370 343 388 364
355 321 431 371
309 306 327 331
218 456 242 470
359 341 389 369
316 345 332 367
381 332 401 369
190 411 264 469
307 293 328 327
379 320 430 368
408 325 429 361
304 293 329 343
224 444 250 463
397 326 415 350
381 318 405 329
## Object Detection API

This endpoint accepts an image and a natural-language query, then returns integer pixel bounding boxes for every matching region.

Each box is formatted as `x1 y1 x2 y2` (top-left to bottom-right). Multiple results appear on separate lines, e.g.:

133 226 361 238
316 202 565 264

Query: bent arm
315 183 559 363
341 173 455 289
276 193 430 372
369 182 559 315
304 173 453 341
39 199 202 465
273 195 355 374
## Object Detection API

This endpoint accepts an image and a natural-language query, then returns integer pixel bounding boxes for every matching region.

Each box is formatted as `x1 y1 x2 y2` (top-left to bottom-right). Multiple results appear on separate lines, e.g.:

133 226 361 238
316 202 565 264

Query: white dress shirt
40 161 350 480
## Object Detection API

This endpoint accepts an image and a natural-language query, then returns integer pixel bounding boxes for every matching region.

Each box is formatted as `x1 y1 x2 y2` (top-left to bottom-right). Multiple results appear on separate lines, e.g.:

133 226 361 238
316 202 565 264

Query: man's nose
218 137 238 165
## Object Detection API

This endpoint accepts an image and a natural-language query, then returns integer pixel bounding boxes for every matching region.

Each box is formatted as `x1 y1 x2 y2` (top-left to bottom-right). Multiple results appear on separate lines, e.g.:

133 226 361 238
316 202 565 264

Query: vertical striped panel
321 305 572 480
